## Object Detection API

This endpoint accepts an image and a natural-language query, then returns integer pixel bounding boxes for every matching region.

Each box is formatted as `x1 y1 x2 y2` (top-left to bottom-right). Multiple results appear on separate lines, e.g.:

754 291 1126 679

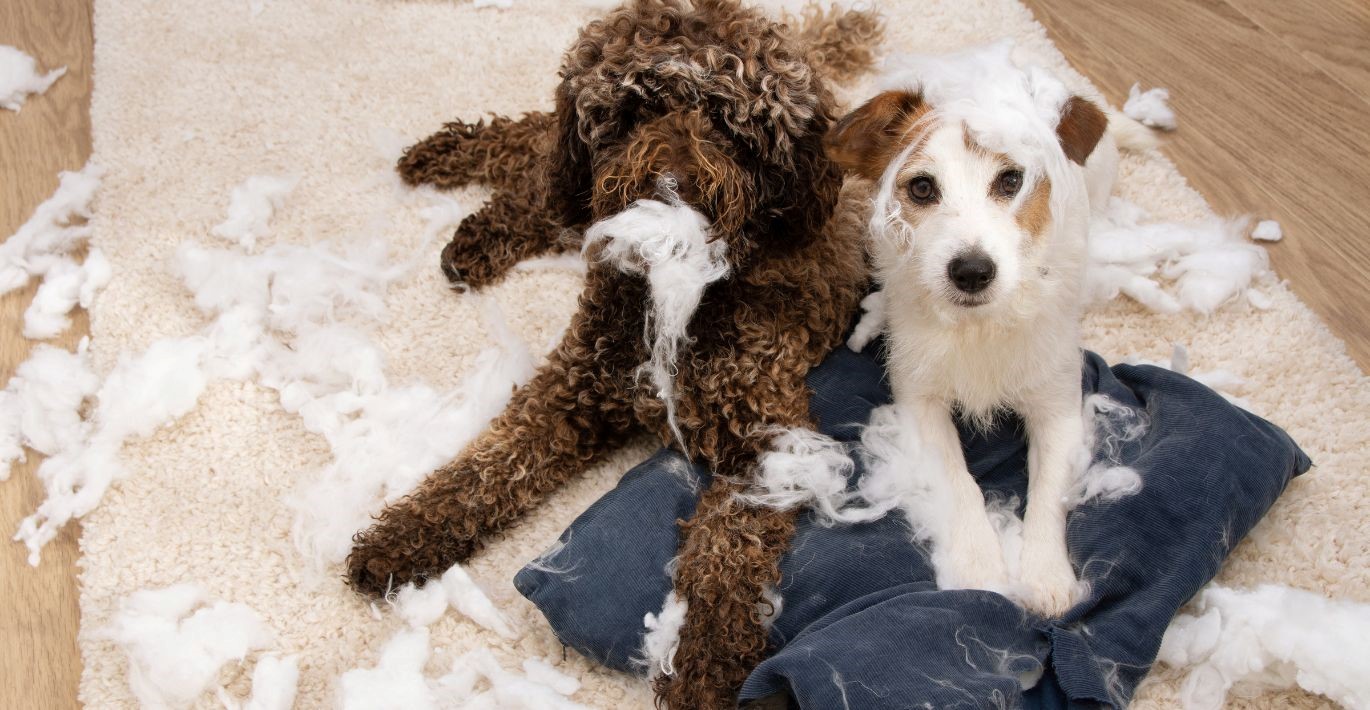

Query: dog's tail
1106 109 1161 152
787 3 885 85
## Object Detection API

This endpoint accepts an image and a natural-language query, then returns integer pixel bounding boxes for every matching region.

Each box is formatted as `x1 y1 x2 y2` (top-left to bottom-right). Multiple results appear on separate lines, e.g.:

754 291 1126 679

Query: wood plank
0 0 95 707
1025 0 1370 371
1225 0 1370 106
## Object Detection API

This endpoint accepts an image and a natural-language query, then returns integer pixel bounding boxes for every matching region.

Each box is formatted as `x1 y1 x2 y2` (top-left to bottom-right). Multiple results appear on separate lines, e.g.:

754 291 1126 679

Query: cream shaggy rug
77 0 1369 707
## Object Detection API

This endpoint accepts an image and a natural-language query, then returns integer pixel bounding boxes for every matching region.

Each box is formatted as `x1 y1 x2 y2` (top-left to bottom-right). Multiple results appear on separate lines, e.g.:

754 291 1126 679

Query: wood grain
1 0 94 708
1025 0 1370 370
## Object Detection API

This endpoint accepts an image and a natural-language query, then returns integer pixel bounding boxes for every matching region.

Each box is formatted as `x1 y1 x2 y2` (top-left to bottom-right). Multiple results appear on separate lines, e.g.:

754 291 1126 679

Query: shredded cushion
514 339 1309 709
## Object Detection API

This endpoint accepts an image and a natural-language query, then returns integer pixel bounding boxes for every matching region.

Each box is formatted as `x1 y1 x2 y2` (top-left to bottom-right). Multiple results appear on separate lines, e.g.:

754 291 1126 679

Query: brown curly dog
347 1 881 706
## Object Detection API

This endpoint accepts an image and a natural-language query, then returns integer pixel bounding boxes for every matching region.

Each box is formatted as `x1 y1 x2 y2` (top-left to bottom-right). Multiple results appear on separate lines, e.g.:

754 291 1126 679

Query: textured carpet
80 0 1369 707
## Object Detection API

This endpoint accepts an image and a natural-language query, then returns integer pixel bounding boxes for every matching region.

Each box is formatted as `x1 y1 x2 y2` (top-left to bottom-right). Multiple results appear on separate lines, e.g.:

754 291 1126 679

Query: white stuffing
0 44 66 111
15 336 211 564
0 391 20 481
1067 394 1146 508
0 162 104 296
104 584 275 710
439 563 517 640
219 655 300 710
1123 83 1177 131
0 341 100 466
737 426 855 523
338 628 438 710
1125 344 1250 408
22 249 111 340
638 590 689 679
211 175 299 250
392 580 450 629
846 289 885 352
458 648 588 709
583 180 728 449
1087 198 1271 314
1158 584 1370 709
1251 219 1283 242
521 658 581 697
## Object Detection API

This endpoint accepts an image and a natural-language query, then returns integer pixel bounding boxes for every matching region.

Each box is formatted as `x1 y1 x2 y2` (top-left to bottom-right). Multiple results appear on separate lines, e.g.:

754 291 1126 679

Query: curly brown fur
788 3 885 85
396 111 555 192
350 1 879 706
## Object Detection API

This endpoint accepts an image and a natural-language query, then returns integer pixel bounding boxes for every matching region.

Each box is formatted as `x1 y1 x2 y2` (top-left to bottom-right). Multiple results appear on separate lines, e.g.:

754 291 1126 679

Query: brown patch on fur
1057 96 1108 165
349 2 878 707
824 90 930 181
1015 176 1053 240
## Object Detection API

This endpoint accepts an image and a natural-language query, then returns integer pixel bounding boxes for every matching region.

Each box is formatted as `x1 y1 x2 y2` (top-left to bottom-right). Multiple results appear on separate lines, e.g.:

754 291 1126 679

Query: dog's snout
948 251 996 294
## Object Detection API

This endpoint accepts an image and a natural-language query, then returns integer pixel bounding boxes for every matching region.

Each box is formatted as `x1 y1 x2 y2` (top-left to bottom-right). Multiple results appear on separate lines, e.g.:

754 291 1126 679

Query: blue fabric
514 342 1310 709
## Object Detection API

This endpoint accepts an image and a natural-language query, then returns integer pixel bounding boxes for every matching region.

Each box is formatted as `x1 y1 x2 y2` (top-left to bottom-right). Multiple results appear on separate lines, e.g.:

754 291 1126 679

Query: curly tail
788 2 885 85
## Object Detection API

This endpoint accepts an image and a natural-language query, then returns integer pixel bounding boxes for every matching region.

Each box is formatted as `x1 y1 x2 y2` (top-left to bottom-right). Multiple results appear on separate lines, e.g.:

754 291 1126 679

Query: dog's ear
545 79 594 227
1056 96 1108 166
824 90 923 180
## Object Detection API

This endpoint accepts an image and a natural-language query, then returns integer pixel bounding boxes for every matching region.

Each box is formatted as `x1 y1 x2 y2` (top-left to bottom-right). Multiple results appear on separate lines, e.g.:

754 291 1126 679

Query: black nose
947 252 996 294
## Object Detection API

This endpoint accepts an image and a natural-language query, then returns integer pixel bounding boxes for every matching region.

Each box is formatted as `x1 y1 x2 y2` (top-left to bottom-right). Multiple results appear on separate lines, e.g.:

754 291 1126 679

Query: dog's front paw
1015 545 1082 618
345 499 483 599
934 529 1011 594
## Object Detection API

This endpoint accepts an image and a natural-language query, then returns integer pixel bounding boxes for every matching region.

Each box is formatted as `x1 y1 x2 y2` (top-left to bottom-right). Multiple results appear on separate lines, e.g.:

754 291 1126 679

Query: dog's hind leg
438 180 580 289
397 111 554 191
345 320 638 598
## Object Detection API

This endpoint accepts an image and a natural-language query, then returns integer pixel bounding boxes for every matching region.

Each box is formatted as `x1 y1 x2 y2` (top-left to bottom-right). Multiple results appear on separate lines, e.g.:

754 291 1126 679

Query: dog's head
546 0 841 261
826 43 1106 319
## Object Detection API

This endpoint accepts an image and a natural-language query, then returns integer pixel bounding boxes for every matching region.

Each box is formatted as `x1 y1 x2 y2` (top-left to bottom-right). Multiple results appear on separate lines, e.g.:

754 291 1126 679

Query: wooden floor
0 1 1366 707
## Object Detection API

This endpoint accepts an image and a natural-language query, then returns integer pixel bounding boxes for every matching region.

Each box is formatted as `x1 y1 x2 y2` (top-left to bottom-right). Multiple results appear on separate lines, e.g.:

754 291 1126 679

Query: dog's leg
1017 396 1085 617
346 336 636 598
656 474 799 710
397 111 554 191
909 396 1012 593
439 181 581 289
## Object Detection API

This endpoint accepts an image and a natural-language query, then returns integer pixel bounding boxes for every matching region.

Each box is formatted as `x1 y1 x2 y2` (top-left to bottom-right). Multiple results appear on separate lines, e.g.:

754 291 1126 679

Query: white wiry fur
1158 584 1370 709
0 161 104 296
582 180 728 449
104 584 276 710
865 43 1116 616
211 175 299 250
0 44 66 111
638 591 689 680
737 426 855 523
1123 83 1178 131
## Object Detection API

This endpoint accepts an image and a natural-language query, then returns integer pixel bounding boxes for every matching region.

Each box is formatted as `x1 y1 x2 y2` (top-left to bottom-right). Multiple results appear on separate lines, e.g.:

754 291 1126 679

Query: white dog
825 43 1144 616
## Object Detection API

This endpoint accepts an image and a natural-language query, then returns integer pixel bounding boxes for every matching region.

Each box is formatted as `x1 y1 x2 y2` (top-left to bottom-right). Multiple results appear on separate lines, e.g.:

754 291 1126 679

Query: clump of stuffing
0 44 65 111
1087 197 1271 314
219 655 300 710
0 162 104 295
638 591 689 679
212 175 299 250
103 584 276 709
737 427 855 523
1067 394 1146 509
453 648 587 709
846 289 885 352
1158 584 1370 709
388 563 517 639
21 249 111 339
1123 84 1177 131
583 179 728 449
338 628 438 710
0 341 100 480
1251 219 1283 242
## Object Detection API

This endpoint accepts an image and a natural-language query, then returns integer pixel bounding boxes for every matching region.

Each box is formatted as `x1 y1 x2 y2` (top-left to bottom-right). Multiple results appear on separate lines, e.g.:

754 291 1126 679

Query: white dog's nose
948 251 996 294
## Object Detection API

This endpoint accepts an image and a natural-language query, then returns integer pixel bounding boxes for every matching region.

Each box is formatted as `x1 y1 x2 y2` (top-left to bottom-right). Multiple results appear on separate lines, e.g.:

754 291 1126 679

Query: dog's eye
907 176 939 204
995 169 1024 198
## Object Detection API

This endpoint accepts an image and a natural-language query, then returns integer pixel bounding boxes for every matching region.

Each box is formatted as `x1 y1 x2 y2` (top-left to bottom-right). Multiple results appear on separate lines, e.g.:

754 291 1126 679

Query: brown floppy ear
544 79 594 228
1057 96 1108 165
824 90 924 181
